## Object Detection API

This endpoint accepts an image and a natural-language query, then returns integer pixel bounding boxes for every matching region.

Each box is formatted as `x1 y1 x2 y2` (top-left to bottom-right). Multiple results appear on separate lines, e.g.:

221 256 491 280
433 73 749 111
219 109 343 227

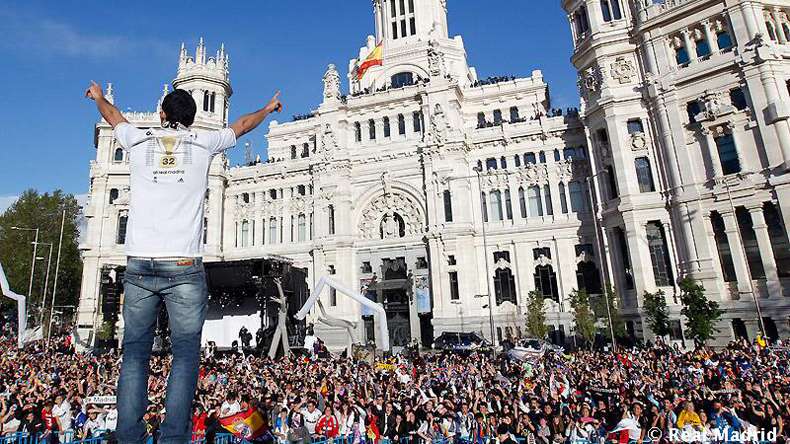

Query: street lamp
11 226 39 326
472 165 497 345
584 172 617 350
33 242 54 328
450 299 464 332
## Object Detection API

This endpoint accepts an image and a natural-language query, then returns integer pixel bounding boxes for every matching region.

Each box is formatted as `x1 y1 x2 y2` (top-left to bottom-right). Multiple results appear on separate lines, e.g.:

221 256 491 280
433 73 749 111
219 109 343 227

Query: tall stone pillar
721 211 753 295
748 207 782 297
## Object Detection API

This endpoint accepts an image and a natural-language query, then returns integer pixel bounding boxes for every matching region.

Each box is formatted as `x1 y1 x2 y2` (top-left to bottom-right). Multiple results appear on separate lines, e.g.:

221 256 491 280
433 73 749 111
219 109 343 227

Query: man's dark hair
161 89 197 128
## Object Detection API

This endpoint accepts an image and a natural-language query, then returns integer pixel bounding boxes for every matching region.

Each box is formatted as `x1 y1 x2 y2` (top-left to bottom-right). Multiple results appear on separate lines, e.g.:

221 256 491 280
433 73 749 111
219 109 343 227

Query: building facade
563 0 790 341
76 0 790 349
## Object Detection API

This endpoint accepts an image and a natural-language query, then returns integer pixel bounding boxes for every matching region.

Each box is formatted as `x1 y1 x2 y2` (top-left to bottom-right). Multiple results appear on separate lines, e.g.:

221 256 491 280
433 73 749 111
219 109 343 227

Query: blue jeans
117 257 208 444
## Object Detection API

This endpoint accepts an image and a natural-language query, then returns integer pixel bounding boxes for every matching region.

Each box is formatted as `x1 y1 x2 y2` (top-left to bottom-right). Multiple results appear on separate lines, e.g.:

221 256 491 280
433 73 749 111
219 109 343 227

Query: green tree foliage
0 190 83 324
569 289 596 348
643 289 671 338
679 277 722 344
525 291 548 339
591 285 626 340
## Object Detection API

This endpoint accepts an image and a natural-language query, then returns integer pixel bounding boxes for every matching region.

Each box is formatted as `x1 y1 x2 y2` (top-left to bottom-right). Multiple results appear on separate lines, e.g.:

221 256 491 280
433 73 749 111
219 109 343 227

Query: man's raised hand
265 91 284 114
85 81 104 101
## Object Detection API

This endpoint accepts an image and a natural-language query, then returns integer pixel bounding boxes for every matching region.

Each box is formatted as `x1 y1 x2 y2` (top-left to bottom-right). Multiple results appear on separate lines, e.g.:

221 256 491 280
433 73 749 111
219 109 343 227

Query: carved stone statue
382 211 400 239
323 64 341 101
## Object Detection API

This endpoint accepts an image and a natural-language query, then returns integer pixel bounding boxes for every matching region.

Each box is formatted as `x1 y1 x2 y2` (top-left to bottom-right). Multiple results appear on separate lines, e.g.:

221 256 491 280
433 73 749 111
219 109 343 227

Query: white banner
85 395 117 405
0 261 26 349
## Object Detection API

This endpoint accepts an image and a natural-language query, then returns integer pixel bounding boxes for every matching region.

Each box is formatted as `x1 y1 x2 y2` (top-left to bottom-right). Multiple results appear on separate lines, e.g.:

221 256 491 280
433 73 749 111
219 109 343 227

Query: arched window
514 155 521 167
500 156 507 169
576 251 602 294
203 91 210 112
383 117 391 137
490 190 503 221
553 149 561 162
494 267 517 305
297 214 307 242
116 213 128 245
412 111 422 132
241 220 250 247
354 122 362 142
766 22 777 41
635 157 655 192
368 119 376 140
558 183 568 214
504 189 513 220
600 0 621 22
477 112 486 128
398 114 406 134
509 106 520 122
391 72 414 88
518 187 527 218
113 147 124 163
109 188 119 205
493 109 503 125
527 186 543 217
544 185 553 215
328 205 336 235
209 92 216 112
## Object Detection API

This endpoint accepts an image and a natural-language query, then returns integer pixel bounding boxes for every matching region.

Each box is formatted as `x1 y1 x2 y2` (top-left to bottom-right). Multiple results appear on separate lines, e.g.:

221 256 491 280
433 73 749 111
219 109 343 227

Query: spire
106 83 114 104
157 84 169 110
196 37 206 64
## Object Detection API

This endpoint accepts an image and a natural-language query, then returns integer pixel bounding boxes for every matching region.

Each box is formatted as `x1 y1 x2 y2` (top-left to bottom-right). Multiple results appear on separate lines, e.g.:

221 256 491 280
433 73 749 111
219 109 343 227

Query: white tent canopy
0 261 26 349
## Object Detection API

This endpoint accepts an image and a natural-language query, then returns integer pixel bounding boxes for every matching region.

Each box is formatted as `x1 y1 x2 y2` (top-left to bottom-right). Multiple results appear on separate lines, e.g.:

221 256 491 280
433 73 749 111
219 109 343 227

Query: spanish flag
219 408 269 441
357 43 383 80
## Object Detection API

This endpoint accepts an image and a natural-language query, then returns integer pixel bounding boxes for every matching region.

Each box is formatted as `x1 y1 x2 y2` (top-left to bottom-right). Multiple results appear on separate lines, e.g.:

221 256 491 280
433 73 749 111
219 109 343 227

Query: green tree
643 289 671 338
525 291 549 339
591 285 626 341
0 190 83 328
569 289 596 348
679 277 722 344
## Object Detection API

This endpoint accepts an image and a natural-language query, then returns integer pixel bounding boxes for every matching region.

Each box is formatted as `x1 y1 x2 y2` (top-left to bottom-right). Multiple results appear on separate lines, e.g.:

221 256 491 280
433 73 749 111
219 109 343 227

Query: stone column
701 127 723 178
721 211 753 295
701 20 720 53
681 29 698 63
624 219 655 307
748 207 782 297
772 9 787 44
727 122 753 172
554 238 578 305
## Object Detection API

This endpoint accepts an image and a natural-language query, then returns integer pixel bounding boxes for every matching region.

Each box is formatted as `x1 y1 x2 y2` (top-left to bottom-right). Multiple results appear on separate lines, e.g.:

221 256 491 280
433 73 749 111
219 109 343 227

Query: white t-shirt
113 123 237 257
220 400 241 418
104 409 118 431
52 400 73 431
301 408 321 434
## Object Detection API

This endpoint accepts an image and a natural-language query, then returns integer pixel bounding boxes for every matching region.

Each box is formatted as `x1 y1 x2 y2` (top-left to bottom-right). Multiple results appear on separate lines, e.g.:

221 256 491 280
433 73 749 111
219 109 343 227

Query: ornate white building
76 0 790 349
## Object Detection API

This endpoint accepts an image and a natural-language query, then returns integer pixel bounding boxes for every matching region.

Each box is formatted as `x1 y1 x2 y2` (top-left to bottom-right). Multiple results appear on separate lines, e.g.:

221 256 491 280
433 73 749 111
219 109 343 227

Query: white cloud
0 8 170 60
0 196 18 214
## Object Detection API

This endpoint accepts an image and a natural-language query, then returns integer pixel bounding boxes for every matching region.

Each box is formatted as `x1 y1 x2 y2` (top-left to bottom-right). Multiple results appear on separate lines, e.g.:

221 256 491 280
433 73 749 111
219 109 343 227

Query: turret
173 38 232 127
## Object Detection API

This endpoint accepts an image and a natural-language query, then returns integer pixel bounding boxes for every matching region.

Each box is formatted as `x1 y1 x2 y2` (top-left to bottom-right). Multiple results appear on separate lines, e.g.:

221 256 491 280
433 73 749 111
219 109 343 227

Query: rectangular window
514 155 521 167
676 47 690 65
687 101 701 123
369 119 376 140
477 112 486 128
328 205 336 235
646 221 674 287
518 187 527 218
355 122 362 142
117 214 128 245
392 21 398 39
269 218 277 244
401 19 407 37
443 190 453 222
606 165 619 199
449 272 460 300
298 214 307 242
241 220 250 247
635 157 656 192
627 118 644 134
485 158 498 170
481 192 489 223
525 153 536 164
410 17 416 35
569 181 586 213
398 114 406 134
539 151 546 163
696 39 711 58
383 117 391 137
493 109 503 125
730 88 748 111
544 186 553 216
490 190 504 221
715 134 741 175
717 31 733 50
614 227 635 290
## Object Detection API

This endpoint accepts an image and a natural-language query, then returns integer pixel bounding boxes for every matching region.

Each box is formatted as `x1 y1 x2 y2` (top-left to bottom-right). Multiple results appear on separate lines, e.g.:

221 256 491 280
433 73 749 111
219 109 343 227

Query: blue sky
0 0 577 210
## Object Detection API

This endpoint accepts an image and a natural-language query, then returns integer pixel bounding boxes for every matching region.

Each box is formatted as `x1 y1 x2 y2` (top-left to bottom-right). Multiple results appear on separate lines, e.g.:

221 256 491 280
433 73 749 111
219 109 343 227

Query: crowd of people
1 322 788 444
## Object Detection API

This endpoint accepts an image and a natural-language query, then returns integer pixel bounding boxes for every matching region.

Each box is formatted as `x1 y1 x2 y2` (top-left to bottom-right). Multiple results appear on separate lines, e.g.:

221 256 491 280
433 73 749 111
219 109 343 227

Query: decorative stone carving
694 90 735 122
578 65 602 95
427 40 447 77
631 133 647 150
323 64 341 101
610 56 635 84
317 124 337 162
358 189 423 240
427 103 448 145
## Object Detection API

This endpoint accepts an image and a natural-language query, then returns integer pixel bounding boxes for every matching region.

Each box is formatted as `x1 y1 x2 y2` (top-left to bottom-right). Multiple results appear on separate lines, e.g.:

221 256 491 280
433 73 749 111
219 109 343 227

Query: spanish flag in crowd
357 43 383 79
219 408 269 441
